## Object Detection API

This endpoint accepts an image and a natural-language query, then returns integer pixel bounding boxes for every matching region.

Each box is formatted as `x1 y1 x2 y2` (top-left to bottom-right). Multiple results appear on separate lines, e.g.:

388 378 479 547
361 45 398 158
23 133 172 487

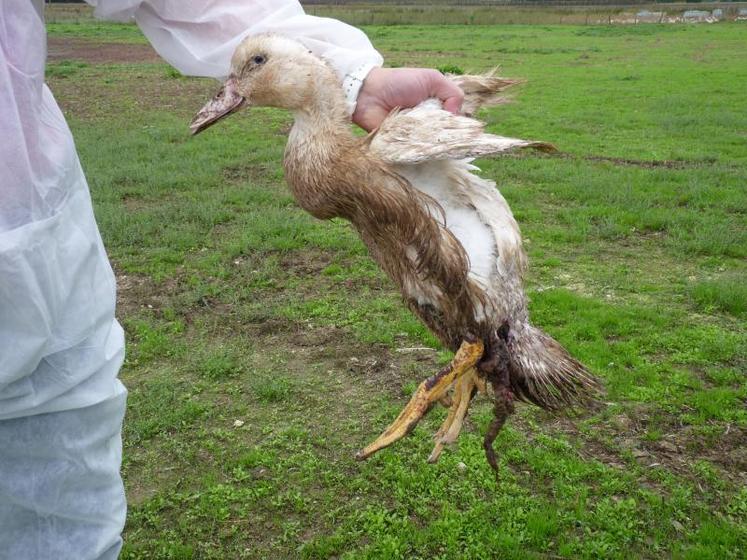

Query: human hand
352 67 464 132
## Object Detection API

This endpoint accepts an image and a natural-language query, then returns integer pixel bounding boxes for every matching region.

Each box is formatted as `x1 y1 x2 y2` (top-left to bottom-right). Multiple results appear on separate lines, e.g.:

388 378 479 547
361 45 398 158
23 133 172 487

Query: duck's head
191 34 330 135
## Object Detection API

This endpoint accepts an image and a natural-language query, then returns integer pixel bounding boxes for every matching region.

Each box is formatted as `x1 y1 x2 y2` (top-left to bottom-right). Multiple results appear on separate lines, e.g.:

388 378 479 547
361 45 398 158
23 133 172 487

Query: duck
190 34 600 471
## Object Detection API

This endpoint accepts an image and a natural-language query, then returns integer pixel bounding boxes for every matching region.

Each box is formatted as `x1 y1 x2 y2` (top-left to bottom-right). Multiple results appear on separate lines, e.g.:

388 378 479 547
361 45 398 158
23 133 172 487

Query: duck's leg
482 326 516 473
483 387 514 472
427 368 485 463
356 336 484 461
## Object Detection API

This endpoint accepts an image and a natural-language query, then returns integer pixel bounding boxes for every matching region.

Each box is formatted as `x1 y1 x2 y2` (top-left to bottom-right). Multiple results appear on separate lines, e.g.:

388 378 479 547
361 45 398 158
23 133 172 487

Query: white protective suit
0 2 381 558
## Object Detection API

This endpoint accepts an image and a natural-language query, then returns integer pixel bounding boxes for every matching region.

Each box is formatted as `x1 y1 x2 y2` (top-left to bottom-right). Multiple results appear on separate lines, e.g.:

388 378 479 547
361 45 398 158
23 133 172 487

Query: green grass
46 59 89 78
47 21 148 42
45 20 746 560
690 275 747 317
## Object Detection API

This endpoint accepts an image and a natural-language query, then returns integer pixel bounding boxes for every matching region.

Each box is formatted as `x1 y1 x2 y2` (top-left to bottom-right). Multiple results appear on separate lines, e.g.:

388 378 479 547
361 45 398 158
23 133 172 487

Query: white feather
369 101 552 165
367 94 541 325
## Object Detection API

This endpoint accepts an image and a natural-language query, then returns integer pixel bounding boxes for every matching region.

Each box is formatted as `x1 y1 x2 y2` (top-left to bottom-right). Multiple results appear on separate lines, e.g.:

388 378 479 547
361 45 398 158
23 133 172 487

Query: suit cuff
342 62 380 116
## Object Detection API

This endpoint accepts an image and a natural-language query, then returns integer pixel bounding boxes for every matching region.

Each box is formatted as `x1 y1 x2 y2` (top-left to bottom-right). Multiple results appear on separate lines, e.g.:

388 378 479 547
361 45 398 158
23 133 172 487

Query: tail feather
508 326 601 411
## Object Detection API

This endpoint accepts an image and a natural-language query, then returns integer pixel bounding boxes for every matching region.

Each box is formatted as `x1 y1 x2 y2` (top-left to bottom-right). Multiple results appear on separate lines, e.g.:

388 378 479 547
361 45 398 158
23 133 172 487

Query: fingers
351 67 466 131
426 70 465 114
352 101 388 132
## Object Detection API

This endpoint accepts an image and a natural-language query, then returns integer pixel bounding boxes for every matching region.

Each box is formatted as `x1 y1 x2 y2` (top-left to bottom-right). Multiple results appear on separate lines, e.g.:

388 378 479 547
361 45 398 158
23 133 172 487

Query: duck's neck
288 69 351 147
283 70 357 221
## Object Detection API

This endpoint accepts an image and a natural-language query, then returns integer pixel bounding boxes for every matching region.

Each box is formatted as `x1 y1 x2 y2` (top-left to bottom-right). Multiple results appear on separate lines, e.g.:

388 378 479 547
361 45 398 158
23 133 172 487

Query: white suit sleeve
86 0 382 114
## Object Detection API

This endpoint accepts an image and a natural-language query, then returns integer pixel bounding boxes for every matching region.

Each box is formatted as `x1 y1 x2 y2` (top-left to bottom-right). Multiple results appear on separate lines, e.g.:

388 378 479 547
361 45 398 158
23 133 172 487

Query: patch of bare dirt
347 349 440 398
120 193 149 211
279 251 334 277
550 408 746 490
580 154 717 169
243 316 426 398
116 268 182 317
222 163 274 185
48 37 161 64
669 424 747 474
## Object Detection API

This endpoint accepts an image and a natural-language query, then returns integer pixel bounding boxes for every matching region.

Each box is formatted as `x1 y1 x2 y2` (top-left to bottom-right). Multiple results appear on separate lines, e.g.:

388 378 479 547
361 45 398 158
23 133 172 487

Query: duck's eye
252 55 266 65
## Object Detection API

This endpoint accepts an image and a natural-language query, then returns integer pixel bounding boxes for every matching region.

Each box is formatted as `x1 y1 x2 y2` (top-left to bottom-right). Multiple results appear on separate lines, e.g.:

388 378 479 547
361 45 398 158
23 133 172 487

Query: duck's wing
446 71 519 116
367 101 554 166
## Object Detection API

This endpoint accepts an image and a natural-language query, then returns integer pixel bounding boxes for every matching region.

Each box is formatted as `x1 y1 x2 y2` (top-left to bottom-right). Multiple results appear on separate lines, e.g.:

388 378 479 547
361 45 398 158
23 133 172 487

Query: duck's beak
190 75 246 135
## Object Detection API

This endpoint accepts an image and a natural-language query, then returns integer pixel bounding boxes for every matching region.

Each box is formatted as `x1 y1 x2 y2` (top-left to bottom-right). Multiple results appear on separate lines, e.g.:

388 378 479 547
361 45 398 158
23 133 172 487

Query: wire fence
301 0 743 5
45 1 747 26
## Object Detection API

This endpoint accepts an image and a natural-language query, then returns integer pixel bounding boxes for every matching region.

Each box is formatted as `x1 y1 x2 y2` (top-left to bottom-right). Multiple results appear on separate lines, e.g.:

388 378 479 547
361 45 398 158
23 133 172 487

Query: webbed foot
356 337 484 461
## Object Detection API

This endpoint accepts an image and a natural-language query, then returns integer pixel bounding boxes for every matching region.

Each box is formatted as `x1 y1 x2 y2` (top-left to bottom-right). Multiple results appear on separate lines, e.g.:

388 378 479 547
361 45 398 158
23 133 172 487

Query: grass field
45 17 746 560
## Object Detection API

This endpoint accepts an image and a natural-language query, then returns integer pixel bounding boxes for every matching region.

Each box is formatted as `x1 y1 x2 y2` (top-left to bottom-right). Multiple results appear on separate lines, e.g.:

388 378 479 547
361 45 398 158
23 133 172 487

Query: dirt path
47 37 160 64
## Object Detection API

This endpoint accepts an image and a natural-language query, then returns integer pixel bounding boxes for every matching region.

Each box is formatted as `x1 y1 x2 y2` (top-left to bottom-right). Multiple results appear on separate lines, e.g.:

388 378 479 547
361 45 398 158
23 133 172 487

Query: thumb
442 95 463 115
352 99 390 132
427 71 465 114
